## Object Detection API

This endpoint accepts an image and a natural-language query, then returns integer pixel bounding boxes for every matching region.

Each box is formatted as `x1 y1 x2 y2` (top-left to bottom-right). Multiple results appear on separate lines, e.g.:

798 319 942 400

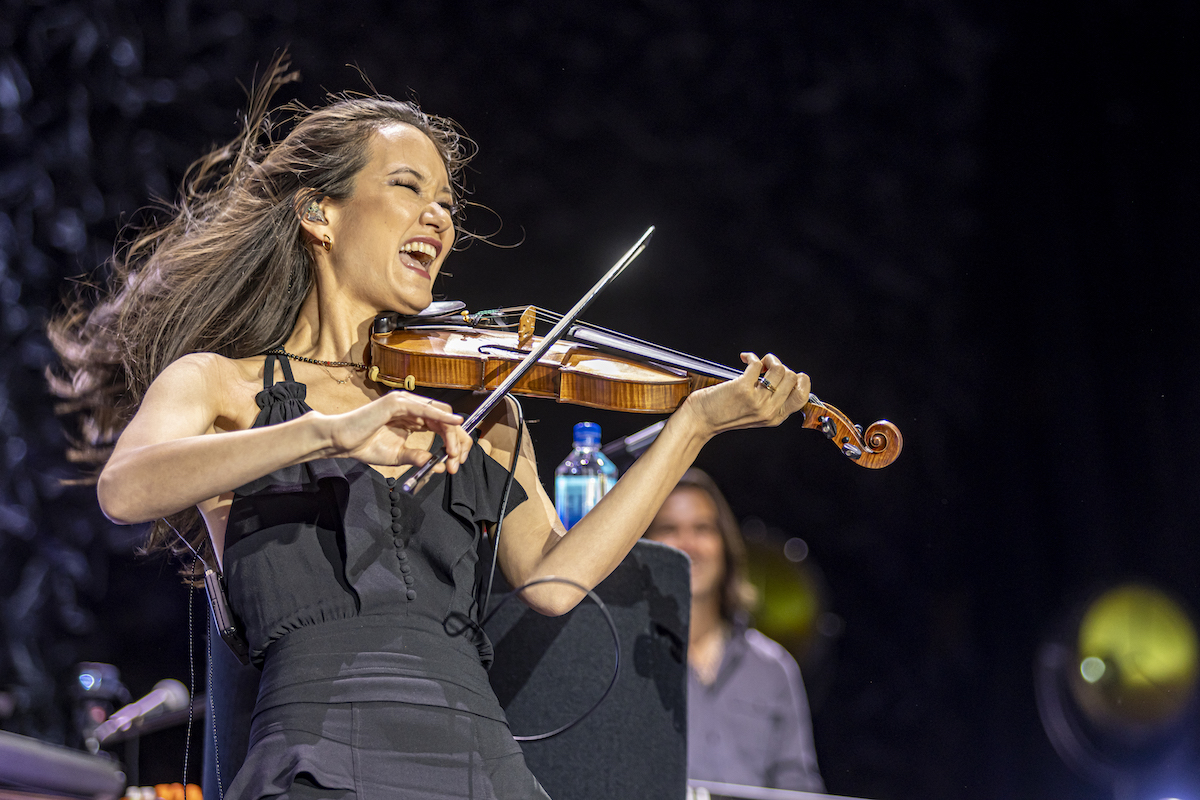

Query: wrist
672 396 717 448
297 411 338 460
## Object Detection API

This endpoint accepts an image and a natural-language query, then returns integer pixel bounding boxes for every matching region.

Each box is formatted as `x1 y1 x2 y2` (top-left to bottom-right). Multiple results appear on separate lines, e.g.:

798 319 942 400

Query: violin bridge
517 306 537 350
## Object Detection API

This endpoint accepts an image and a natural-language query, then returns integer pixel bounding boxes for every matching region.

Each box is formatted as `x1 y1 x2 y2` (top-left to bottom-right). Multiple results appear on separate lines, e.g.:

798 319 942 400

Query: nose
671 531 702 558
421 200 453 233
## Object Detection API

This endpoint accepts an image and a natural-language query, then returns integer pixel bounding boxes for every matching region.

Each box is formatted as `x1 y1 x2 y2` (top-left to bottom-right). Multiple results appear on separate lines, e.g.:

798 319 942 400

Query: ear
295 193 332 244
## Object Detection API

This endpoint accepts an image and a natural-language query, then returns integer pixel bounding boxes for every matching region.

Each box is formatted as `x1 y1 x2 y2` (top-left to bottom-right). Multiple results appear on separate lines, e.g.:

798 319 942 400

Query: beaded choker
265 348 368 371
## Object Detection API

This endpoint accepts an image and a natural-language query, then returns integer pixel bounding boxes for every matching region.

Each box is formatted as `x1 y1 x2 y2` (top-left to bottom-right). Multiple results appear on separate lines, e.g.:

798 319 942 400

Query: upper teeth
400 242 437 261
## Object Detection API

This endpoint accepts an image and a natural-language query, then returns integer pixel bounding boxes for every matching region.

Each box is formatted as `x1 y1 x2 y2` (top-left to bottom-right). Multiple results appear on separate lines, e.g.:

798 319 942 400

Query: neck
284 280 378 364
689 590 725 651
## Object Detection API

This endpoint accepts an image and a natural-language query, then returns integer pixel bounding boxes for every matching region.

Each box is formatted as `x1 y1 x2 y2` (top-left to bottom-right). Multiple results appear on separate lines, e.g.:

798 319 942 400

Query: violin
368 302 903 469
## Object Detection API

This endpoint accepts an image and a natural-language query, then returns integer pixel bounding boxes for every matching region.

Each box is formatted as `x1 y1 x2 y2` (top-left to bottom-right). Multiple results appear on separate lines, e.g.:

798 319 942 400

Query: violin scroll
800 397 903 469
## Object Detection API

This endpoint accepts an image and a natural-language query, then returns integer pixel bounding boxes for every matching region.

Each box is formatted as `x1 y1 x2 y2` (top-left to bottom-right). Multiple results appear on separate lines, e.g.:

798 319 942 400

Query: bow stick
400 226 655 493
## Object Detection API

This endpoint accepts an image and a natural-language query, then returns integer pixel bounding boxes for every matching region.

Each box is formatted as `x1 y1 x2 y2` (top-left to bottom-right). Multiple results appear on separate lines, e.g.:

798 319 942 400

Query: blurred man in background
644 468 824 793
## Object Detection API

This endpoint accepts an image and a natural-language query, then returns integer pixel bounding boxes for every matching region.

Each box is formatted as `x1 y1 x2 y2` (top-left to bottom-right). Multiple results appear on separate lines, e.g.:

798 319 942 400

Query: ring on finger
756 376 777 394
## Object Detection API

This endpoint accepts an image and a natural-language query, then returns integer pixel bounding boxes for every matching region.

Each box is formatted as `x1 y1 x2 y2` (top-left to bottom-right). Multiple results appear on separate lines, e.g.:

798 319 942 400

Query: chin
691 575 722 599
391 291 433 315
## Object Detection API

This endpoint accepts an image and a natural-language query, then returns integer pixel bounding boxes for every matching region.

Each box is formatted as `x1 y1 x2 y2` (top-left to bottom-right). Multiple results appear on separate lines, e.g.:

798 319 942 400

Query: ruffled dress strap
235 354 349 496
251 352 312 428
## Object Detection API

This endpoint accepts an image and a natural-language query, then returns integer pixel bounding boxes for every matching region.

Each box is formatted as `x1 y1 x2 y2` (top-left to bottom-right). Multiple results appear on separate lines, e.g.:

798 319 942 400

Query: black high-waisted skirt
226 699 552 800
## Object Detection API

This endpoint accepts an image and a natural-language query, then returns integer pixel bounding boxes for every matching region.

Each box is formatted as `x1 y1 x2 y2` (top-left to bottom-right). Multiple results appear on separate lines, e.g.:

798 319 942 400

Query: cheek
697 534 725 560
649 532 694 556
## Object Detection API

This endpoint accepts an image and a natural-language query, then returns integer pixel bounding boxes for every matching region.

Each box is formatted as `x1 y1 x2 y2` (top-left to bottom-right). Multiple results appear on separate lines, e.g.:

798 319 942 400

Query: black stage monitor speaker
485 539 691 800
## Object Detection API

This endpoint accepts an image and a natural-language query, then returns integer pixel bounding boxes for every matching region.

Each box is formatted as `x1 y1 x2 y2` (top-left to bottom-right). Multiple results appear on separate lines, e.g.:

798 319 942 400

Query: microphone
93 679 190 744
599 420 665 472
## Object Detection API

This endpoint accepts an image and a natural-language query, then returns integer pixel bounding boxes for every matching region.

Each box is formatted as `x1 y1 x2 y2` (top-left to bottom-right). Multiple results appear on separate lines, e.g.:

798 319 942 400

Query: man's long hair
671 468 759 623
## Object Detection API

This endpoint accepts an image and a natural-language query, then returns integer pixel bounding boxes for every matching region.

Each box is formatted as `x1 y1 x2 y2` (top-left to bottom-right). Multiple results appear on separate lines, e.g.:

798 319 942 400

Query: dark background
2 1 1199 798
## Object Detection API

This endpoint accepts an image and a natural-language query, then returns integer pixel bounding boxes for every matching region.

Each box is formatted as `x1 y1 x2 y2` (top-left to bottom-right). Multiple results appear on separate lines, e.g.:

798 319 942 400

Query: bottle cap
572 421 601 448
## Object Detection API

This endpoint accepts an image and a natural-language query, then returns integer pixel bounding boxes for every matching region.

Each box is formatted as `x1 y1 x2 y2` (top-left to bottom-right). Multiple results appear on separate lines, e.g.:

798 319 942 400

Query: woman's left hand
682 352 810 438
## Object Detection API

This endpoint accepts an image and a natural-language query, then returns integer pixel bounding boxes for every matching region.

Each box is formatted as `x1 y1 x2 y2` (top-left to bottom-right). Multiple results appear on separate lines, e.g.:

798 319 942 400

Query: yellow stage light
1068 584 1199 731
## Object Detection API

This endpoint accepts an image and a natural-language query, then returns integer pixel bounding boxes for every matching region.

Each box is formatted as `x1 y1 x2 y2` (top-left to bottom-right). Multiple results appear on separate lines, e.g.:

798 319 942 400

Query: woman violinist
50 65 809 800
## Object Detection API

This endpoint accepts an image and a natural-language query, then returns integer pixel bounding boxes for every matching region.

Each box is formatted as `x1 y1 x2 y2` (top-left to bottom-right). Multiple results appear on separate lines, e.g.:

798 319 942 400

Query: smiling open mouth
400 241 437 268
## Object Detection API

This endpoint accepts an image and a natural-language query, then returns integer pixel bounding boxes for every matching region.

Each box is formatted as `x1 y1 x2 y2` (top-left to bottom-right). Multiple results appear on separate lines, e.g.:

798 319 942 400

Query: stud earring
304 201 328 224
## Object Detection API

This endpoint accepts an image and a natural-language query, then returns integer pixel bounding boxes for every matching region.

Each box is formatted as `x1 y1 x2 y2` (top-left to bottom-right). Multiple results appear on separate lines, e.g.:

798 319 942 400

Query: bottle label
554 474 609 529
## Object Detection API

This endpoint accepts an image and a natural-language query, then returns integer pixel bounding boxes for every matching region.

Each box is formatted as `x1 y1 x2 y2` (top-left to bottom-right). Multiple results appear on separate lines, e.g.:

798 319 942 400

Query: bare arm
98 353 472 525
483 353 809 616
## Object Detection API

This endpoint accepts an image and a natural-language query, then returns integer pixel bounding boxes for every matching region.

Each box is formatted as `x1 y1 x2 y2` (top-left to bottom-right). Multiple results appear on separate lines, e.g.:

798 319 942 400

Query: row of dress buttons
387 477 417 601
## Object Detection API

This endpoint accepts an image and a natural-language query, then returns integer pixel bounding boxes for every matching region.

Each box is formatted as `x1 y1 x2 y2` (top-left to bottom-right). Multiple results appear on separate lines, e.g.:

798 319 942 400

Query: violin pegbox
799 397 904 469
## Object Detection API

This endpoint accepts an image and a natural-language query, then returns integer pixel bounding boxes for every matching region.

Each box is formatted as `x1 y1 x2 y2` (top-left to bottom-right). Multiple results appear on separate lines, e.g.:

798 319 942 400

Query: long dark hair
47 57 474 566
667 468 759 623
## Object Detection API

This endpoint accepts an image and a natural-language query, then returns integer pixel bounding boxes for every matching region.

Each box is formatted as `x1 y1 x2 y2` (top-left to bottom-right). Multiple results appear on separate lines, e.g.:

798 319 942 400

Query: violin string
516 306 741 381
469 306 822 405
408 305 825 416
464 304 829 414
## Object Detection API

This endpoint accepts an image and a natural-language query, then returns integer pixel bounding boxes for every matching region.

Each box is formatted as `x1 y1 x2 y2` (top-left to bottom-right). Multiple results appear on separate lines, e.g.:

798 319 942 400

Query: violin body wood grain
371 327 693 413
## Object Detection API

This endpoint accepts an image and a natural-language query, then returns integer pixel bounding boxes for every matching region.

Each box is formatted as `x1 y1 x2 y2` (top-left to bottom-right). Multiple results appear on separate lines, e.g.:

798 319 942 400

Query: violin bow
400 226 655 493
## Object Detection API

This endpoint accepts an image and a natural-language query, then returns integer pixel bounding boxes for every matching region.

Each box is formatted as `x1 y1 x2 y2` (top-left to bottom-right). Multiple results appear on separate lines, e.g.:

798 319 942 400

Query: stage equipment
72 663 130 754
94 679 203 789
122 783 201 800
93 680 191 745
1036 582 1199 795
1070 584 1198 729
741 520 836 677
687 778 875 800
485 540 690 800
0 730 125 800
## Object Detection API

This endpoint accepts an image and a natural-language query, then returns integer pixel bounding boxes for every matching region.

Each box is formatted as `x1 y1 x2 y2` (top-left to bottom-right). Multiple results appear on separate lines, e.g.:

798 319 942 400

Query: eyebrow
386 166 453 196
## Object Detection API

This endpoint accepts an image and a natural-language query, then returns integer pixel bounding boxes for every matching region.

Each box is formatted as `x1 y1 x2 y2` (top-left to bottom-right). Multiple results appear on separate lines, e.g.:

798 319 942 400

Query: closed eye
391 181 458 215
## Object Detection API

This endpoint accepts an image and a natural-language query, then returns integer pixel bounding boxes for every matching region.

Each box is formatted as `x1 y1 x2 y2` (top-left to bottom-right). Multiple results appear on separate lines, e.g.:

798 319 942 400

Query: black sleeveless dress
222 354 551 800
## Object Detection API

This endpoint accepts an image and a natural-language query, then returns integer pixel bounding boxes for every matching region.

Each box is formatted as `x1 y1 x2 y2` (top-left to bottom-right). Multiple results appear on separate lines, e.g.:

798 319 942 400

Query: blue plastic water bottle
554 422 619 529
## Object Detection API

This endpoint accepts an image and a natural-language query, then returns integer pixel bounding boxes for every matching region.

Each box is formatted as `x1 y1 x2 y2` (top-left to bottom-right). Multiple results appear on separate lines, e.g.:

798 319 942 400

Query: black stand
485 540 691 800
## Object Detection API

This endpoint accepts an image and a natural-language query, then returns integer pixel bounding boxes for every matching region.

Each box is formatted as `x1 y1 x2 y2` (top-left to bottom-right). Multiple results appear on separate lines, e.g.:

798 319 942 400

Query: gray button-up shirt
687 626 824 792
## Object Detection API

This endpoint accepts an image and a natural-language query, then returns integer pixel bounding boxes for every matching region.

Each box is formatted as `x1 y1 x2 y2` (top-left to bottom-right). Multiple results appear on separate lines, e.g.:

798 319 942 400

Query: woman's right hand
319 390 473 473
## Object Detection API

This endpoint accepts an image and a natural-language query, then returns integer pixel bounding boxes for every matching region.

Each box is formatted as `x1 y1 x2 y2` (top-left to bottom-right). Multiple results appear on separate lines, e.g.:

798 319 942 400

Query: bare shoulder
152 352 266 432
154 352 256 390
